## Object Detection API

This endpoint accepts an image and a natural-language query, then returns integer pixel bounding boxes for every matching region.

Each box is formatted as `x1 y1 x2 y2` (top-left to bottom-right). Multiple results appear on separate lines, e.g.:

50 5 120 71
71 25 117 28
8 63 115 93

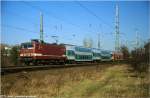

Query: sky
1 1 150 51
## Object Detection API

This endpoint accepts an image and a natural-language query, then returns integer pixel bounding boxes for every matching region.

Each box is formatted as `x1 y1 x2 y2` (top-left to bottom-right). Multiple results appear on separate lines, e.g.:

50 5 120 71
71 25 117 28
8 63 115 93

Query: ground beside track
1 63 149 98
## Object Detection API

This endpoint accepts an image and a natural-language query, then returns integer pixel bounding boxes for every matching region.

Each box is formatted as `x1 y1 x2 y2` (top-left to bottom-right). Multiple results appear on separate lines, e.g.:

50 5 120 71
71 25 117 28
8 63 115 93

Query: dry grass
1 64 149 98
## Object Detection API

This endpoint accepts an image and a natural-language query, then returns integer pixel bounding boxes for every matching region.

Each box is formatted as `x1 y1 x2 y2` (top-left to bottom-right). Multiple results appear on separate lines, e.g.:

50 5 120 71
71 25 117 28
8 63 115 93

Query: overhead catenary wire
6 10 40 27
76 1 129 47
2 10 53 38
2 24 38 34
1 24 49 37
7 6 59 31
22 1 96 34
75 1 114 30
3 1 131 48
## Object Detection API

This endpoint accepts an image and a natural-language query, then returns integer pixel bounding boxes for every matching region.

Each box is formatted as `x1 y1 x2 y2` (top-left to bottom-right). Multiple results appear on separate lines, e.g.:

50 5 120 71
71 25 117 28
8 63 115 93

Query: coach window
67 50 71 56
77 55 79 59
70 51 72 56
67 51 70 56
72 51 74 56
73 51 75 55
97 53 99 57
79 55 80 59
75 55 78 59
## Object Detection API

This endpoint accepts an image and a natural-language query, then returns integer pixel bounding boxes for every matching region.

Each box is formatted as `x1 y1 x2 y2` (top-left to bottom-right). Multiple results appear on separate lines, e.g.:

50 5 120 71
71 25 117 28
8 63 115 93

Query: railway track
1 63 99 75
1 61 125 75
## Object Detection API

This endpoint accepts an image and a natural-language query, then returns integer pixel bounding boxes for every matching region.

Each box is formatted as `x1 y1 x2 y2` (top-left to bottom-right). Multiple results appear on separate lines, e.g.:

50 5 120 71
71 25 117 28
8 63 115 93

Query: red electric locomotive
19 39 66 65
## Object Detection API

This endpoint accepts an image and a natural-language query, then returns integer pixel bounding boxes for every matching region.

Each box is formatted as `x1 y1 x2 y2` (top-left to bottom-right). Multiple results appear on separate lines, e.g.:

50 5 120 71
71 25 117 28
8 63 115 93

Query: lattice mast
40 12 44 42
98 33 100 49
136 29 139 49
115 4 120 52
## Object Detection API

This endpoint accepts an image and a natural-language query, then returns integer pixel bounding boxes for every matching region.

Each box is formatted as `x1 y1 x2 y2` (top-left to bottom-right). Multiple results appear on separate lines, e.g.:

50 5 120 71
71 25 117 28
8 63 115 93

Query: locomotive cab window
21 43 33 49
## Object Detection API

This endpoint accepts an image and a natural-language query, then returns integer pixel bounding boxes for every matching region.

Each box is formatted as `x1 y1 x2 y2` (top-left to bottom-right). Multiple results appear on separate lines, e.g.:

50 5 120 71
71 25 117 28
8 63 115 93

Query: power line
2 24 38 34
76 1 129 47
22 2 79 27
5 9 53 30
75 1 114 30
6 10 39 27
22 1 96 34
1 24 49 37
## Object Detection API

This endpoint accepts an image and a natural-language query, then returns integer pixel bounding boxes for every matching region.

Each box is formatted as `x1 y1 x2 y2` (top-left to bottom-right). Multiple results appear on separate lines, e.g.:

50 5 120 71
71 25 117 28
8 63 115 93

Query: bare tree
120 45 130 60
83 37 93 48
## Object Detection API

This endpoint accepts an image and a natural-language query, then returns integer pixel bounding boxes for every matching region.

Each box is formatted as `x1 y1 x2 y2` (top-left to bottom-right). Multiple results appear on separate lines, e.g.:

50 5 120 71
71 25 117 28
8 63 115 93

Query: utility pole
98 24 103 49
40 12 44 43
98 33 100 49
136 29 139 49
115 4 120 52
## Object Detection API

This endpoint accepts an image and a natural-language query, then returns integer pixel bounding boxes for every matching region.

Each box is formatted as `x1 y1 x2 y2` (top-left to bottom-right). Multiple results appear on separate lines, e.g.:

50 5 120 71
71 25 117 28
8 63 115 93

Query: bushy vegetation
10 46 19 65
120 45 130 60
1 44 20 67
120 40 149 73
130 40 149 73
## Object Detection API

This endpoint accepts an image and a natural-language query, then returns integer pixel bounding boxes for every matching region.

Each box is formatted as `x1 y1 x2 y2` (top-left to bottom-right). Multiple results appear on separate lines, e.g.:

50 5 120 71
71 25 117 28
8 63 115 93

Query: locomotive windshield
21 42 33 49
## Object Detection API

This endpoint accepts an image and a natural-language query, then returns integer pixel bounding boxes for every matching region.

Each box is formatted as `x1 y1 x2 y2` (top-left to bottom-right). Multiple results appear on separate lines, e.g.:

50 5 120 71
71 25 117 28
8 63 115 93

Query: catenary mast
40 12 44 42
115 4 120 52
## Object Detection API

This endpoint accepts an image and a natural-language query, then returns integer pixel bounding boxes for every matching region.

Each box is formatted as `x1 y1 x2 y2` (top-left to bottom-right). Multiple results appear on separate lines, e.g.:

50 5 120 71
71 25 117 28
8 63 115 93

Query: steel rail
1 61 125 75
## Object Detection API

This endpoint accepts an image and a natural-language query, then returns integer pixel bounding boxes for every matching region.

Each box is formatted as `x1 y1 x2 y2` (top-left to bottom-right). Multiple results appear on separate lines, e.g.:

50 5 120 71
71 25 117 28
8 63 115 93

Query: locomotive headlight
20 54 24 56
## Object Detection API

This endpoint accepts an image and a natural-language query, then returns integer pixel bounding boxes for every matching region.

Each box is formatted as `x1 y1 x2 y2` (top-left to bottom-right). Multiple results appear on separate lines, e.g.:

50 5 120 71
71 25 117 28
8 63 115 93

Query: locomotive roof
60 43 76 46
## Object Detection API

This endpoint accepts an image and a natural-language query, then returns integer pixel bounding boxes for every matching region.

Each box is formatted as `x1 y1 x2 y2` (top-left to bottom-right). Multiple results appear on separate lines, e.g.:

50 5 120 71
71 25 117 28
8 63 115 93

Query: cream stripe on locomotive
20 53 42 56
20 53 66 57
